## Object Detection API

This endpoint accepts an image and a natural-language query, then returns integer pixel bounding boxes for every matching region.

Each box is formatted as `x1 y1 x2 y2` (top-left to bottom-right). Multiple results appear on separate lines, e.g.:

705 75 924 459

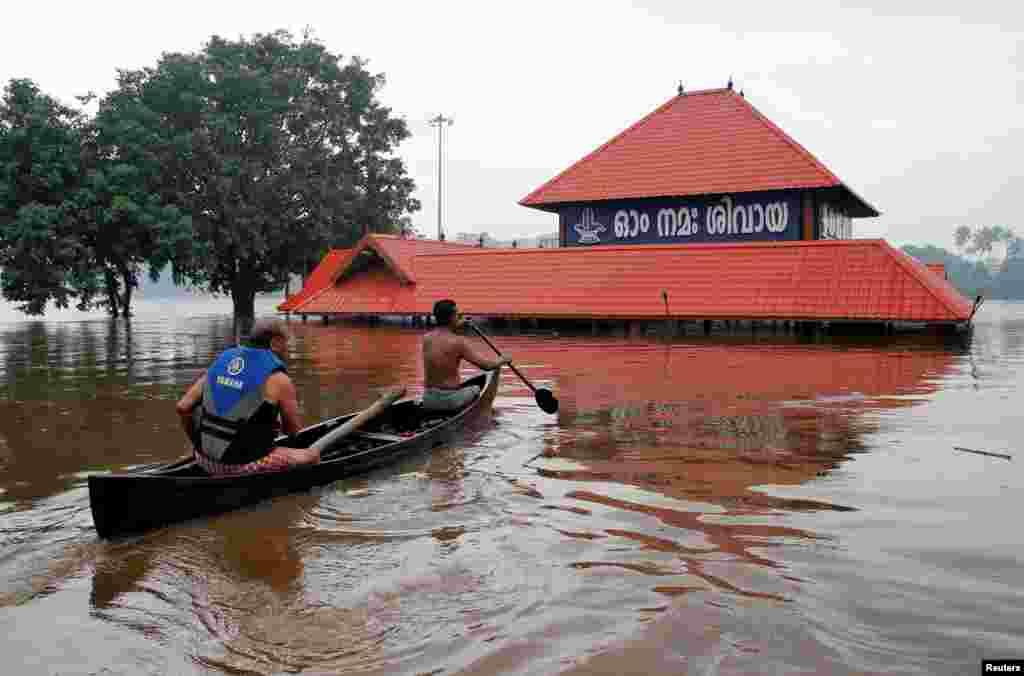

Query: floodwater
0 296 1021 676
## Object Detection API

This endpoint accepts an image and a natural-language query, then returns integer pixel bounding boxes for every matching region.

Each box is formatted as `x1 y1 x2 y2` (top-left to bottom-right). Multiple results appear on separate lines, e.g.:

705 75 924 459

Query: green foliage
387 215 420 239
903 224 1024 299
901 244 994 297
0 77 189 316
0 31 419 320
953 224 1016 257
99 30 420 320
0 79 99 314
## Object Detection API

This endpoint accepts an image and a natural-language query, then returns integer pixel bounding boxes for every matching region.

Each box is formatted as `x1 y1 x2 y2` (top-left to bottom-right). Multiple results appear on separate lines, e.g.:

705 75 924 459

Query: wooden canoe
88 369 499 538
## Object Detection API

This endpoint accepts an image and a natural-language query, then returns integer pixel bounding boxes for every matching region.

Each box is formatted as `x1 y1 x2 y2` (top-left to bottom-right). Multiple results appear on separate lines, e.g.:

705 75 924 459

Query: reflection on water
0 297 1022 675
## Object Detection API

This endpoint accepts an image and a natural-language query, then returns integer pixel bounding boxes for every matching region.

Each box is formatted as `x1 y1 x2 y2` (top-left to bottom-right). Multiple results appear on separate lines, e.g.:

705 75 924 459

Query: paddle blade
535 388 559 414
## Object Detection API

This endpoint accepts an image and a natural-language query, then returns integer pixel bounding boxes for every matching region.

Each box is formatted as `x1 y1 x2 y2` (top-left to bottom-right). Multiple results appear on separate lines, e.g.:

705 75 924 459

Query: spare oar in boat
466 321 558 414
310 386 406 454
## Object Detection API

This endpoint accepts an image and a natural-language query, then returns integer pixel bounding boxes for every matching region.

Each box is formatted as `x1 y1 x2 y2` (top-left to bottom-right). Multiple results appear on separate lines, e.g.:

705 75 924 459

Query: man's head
248 319 290 356
433 299 463 330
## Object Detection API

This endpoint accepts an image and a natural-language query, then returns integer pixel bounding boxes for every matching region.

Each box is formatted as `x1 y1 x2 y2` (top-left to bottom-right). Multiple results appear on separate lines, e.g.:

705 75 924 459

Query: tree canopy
0 30 419 322
0 79 95 314
953 224 1018 259
903 225 1023 299
104 30 419 324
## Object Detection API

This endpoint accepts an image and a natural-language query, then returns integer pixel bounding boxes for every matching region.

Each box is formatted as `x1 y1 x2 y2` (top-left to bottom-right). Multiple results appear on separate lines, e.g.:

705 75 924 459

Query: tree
945 226 1024 299
0 79 97 314
103 30 420 328
969 225 1012 258
953 225 972 253
954 225 1015 260
87 71 197 317
901 243 993 297
392 215 419 239
0 79 185 318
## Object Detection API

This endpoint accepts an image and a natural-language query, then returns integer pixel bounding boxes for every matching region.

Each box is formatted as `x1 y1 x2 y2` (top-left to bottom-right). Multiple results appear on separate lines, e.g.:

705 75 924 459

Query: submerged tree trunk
103 268 120 318
232 281 256 343
118 265 134 318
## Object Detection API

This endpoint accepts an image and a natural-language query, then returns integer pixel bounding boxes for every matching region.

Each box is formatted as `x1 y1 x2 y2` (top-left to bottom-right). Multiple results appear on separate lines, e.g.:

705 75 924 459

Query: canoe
88 369 499 538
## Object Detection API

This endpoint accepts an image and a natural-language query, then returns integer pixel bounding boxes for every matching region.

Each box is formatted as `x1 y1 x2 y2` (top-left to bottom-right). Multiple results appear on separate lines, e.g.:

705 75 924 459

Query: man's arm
175 374 206 448
269 373 303 435
460 338 511 371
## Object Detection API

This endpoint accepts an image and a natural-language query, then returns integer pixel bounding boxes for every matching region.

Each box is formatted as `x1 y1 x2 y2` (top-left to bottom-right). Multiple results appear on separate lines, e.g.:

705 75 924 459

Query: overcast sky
3 1 1020 248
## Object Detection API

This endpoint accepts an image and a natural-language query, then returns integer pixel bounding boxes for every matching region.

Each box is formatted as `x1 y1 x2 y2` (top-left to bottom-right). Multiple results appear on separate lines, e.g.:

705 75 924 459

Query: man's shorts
194 446 319 475
421 385 481 412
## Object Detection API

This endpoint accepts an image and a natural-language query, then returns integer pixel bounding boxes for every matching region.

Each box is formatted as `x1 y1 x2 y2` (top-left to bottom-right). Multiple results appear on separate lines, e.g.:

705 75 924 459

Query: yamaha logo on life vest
227 356 245 376
216 375 244 390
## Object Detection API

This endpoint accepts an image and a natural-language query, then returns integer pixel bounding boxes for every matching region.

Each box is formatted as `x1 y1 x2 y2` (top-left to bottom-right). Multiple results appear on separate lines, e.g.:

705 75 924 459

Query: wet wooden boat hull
88 369 499 538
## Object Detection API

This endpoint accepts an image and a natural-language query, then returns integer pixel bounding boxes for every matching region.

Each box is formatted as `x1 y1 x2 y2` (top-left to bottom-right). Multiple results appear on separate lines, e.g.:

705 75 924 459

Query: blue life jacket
197 346 287 464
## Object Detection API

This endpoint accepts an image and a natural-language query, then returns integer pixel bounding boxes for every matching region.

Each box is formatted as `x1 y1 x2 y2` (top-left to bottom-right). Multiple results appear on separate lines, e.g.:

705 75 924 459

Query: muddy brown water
0 297 1021 675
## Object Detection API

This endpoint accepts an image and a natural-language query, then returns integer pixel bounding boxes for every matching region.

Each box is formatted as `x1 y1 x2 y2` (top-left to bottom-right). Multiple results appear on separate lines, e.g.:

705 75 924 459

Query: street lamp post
429 114 454 241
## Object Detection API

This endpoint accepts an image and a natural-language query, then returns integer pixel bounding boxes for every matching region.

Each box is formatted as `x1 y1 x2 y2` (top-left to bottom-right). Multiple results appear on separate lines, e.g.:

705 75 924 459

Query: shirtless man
421 299 510 411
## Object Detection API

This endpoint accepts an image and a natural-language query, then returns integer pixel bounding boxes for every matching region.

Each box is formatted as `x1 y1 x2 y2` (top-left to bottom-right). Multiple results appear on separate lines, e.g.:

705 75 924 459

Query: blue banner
560 191 802 246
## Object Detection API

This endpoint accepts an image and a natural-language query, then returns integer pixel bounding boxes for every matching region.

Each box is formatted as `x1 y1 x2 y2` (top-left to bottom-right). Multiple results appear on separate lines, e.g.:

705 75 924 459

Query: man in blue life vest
421 299 510 412
176 319 316 474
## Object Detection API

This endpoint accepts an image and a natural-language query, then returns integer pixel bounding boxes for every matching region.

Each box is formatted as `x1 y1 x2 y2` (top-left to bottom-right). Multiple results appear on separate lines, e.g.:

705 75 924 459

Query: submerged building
280 86 974 331
520 85 874 246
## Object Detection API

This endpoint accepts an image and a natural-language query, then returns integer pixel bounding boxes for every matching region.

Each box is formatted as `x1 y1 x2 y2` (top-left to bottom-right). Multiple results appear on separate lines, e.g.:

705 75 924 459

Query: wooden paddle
467 321 558 414
310 386 407 453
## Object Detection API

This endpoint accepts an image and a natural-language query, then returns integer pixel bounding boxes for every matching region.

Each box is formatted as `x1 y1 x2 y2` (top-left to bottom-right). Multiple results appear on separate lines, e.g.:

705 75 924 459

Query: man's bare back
422 300 510 399
423 327 505 389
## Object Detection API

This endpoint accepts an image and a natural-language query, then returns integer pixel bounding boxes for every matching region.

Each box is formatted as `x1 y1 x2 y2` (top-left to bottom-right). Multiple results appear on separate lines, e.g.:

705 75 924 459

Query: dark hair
247 319 288 348
433 299 457 326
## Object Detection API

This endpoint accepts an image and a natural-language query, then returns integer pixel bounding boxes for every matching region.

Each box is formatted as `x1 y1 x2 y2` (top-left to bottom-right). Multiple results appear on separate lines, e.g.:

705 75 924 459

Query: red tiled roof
412 240 969 322
297 267 419 315
280 234 478 313
520 88 878 218
278 248 353 311
292 238 972 323
368 234 480 283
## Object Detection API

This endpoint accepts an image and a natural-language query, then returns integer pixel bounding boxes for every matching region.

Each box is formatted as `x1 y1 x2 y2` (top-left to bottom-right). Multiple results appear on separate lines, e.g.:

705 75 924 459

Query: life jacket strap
199 423 235 443
202 411 242 430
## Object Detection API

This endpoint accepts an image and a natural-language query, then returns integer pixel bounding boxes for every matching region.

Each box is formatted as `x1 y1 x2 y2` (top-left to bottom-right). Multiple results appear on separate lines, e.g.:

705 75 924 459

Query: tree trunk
103 268 120 318
232 282 256 342
118 265 134 318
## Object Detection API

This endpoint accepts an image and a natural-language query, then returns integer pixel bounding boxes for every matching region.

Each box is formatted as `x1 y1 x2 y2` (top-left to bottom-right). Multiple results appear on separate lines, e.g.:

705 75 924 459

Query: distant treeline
902 226 1024 299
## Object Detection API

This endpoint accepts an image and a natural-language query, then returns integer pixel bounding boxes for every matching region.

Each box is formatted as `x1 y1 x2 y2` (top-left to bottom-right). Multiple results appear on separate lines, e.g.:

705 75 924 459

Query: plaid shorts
194 446 316 475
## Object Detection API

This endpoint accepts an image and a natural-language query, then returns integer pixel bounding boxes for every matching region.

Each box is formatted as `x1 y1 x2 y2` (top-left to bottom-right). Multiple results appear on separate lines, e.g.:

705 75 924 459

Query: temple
280 87 974 332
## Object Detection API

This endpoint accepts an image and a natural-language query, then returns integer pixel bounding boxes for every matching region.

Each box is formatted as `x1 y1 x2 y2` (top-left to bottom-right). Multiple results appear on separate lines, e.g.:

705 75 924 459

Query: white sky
3 1 1021 248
